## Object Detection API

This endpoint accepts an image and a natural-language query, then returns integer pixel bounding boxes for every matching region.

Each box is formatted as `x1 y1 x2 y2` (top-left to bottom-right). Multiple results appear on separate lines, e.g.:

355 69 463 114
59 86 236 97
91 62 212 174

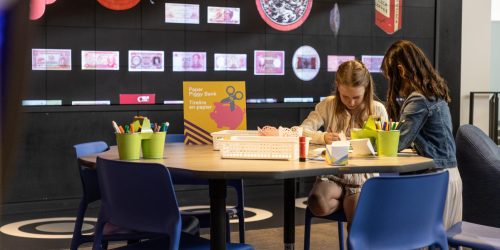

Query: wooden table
80 143 435 250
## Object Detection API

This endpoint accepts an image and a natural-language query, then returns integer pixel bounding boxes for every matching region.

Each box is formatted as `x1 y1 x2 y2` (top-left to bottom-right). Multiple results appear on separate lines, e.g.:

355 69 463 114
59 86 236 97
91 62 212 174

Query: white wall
492 0 500 21
492 0 500 91
492 21 500 91
461 0 492 132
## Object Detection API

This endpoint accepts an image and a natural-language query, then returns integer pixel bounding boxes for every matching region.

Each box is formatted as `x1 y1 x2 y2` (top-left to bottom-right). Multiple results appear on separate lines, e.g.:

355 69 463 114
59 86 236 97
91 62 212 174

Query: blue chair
455 124 500 227
71 141 109 250
445 124 500 250
93 157 254 250
348 171 449 250
447 221 500 250
303 207 346 250
166 133 246 243
71 141 199 250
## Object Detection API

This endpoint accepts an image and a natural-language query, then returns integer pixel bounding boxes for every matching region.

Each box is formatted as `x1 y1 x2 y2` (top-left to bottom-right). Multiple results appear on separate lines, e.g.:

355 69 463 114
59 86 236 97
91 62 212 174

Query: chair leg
436 234 449 250
304 209 312 250
237 207 245 243
92 218 106 250
225 212 231 243
70 200 87 250
338 221 345 250
92 208 113 250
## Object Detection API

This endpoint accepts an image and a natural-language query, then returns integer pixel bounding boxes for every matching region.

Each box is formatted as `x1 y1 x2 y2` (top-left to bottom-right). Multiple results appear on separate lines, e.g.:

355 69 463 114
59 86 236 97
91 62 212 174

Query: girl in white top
301 60 388 228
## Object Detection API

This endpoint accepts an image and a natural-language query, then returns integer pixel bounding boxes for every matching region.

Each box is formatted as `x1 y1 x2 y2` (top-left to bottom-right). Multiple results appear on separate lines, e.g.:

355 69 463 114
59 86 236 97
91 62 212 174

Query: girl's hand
324 132 334 144
324 132 341 144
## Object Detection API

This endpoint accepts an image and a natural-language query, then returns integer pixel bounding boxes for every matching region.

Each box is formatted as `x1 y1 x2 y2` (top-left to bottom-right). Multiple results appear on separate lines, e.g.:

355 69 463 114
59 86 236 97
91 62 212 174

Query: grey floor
0 183 340 250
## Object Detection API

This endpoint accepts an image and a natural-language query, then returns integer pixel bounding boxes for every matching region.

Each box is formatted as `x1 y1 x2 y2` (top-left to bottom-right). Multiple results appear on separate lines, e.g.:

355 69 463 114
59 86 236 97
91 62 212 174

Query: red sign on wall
375 0 402 35
119 94 156 105
255 0 313 32
97 0 140 11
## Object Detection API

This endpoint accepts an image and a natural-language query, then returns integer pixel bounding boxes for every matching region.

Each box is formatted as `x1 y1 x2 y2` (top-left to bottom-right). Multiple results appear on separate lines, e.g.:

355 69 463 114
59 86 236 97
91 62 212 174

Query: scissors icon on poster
221 85 244 111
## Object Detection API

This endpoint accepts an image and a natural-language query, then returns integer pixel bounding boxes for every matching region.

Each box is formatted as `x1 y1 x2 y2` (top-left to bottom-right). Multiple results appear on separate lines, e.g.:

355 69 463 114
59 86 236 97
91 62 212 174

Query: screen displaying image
361 55 384 73
128 50 164 72
165 3 200 24
24 0 436 104
32 49 72 71
254 50 285 76
172 52 207 72
207 6 240 24
327 55 355 72
214 53 246 71
81 51 119 70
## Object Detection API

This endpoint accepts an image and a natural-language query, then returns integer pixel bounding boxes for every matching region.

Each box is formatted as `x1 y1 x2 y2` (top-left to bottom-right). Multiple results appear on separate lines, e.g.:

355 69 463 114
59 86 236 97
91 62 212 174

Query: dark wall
26 0 437 103
435 0 462 133
1 0 30 207
2 0 463 210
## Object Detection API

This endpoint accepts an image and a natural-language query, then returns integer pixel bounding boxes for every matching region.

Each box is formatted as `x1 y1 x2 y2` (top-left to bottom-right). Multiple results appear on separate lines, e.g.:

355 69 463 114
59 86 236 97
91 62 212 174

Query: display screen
25 0 436 105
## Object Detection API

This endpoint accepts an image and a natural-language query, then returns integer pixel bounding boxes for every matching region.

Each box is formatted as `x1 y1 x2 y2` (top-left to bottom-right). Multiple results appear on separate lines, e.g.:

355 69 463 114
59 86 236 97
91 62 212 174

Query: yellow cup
141 132 166 159
376 130 400 157
116 133 142 160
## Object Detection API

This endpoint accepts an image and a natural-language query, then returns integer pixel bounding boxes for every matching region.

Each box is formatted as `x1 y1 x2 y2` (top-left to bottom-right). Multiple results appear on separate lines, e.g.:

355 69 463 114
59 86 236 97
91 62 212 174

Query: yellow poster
183 81 246 144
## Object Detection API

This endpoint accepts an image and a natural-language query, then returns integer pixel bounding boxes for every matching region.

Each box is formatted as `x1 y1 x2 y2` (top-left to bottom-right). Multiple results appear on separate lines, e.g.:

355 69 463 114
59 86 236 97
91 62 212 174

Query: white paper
349 138 376 156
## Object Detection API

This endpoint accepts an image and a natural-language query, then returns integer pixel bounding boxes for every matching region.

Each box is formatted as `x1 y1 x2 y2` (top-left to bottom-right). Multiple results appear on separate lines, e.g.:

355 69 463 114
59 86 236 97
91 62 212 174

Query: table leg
209 179 227 250
284 178 296 250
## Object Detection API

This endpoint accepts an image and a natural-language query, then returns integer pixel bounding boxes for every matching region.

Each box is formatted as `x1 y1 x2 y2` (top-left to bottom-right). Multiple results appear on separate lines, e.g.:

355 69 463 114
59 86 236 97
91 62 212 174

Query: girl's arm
301 99 331 144
397 95 429 152
374 101 389 122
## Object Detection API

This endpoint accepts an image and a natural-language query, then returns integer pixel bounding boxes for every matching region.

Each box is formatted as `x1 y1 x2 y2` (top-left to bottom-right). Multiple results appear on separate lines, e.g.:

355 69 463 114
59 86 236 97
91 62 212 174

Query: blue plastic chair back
348 171 449 250
94 157 182 250
166 133 185 143
75 141 109 158
455 124 500 227
165 134 246 243
74 141 109 203
71 141 109 250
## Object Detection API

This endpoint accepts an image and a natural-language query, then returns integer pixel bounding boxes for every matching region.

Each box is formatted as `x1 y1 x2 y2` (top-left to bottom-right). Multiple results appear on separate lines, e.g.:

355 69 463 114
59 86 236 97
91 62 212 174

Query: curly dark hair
381 40 451 120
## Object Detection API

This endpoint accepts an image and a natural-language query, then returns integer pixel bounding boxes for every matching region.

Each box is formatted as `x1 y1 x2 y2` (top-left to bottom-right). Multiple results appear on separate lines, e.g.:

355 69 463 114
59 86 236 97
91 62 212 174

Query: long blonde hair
333 60 376 132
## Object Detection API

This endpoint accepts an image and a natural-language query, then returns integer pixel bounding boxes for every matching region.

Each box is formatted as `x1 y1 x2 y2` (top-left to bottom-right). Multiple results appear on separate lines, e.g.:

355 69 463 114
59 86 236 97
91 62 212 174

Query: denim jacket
398 92 457 168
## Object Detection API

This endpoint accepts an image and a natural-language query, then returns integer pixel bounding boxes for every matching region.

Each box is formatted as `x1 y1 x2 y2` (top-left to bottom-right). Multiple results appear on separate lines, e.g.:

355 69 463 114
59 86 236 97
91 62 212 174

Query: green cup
141 132 166 159
376 130 400 157
116 133 142 160
351 128 377 148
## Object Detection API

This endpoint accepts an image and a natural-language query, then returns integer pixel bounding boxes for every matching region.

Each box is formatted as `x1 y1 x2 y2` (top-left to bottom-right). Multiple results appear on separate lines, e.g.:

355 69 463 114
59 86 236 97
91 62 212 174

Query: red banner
119 94 156 105
375 0 402 35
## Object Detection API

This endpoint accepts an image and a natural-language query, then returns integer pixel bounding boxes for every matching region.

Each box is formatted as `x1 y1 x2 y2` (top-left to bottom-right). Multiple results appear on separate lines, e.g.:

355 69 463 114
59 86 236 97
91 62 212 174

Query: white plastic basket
211 130 259 150
219 136 300 160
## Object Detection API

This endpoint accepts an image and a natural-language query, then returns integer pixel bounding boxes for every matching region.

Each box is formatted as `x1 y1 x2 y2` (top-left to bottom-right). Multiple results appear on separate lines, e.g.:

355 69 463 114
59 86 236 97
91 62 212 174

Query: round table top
79 143 435 180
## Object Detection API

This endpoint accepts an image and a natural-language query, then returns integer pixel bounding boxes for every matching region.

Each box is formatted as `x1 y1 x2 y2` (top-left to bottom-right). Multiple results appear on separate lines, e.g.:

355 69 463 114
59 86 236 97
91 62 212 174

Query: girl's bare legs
307 179 343 216
342 192 360 230
308 179 361 230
